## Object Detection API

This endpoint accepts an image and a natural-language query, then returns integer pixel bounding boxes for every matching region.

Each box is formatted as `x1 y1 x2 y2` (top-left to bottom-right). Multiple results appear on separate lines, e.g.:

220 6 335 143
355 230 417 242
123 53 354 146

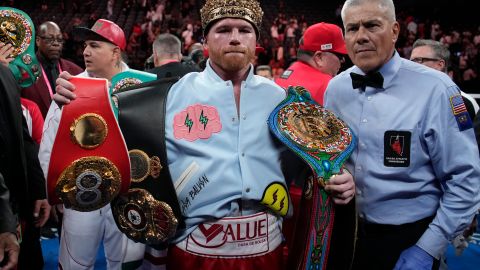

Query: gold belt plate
113 188 178 245
278 102 351 153
56 156 122 211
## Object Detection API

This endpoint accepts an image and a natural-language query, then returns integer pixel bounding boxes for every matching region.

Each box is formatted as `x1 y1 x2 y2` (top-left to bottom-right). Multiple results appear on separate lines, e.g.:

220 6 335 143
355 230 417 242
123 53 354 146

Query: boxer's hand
53 71 76 106
324 169 355 205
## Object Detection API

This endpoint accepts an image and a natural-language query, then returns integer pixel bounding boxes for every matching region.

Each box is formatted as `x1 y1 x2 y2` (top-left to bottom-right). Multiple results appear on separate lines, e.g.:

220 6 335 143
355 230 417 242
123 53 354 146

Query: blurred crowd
1 0 478 91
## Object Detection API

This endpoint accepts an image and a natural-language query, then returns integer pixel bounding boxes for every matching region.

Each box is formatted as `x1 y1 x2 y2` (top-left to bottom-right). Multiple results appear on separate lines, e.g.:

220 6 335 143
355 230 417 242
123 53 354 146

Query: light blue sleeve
417 83 480 258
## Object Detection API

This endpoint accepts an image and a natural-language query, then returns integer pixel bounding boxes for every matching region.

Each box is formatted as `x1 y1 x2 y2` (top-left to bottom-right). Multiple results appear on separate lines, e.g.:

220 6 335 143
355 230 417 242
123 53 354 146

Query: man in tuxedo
324 1 480 269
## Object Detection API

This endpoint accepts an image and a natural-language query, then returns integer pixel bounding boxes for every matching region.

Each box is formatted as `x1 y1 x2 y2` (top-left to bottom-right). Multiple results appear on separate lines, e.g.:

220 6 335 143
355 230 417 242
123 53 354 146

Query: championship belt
268 86 356 270
110 69 157 118
111 78 182 247
47 78 130 211
0 7 40 87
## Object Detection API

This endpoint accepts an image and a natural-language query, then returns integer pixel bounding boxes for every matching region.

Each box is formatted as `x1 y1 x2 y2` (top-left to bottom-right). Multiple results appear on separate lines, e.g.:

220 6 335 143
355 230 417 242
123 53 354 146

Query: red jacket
275 61 332 105
20 98 44 145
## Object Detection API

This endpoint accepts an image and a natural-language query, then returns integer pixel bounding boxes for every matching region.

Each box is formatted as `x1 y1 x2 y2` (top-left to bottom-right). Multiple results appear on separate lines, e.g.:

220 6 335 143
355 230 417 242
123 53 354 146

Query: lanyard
40 63 63 98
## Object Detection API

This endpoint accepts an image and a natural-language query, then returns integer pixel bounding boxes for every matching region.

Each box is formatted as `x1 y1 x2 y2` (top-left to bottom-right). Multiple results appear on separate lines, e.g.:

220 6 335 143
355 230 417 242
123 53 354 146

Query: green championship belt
110 69 157 119
268 86 356 270
0 7 40 87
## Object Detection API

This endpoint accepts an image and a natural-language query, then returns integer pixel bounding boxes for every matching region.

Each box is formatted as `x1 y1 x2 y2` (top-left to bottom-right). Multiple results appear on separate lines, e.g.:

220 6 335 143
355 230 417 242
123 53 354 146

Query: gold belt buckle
129 149 162 182
113 188 178 245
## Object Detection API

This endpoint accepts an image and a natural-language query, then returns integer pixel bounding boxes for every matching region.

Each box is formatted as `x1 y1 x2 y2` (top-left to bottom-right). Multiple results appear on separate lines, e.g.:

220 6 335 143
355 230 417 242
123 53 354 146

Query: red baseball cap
74 19 126 50
300 22 347 55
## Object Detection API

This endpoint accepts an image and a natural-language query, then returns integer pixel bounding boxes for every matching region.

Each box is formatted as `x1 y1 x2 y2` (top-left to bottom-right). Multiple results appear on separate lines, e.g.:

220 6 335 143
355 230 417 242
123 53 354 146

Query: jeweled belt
268 86 356 269
0 7 40 87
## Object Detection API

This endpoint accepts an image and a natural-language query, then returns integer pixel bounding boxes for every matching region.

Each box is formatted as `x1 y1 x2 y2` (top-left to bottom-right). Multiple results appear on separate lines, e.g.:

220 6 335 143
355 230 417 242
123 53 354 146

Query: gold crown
200 0 263 34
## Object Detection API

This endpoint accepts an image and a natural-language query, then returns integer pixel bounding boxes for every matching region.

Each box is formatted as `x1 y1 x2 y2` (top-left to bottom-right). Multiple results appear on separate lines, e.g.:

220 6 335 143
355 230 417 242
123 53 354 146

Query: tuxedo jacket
21 55 82 118
0 64 46 219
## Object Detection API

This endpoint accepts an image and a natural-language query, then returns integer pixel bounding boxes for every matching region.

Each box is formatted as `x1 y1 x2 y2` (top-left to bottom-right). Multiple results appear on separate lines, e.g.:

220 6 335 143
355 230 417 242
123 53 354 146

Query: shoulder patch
173 104 222 141
280 69 293 79
449 95 473 131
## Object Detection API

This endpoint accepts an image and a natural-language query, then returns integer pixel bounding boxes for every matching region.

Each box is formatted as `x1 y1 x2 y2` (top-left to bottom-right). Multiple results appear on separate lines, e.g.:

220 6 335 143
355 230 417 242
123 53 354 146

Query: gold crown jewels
200 0 263 34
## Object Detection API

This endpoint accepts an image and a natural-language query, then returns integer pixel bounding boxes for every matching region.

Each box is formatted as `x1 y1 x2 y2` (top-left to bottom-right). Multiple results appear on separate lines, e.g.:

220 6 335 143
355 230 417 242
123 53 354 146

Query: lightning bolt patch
185 113 193 132
173 104 222 141
260 182 289 216
279 196 285 212
199 110 209 129
271 189 279 205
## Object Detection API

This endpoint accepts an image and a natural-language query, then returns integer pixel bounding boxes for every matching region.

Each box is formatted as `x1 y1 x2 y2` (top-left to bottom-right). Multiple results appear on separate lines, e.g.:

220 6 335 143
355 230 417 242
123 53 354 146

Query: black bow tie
350 72 384 89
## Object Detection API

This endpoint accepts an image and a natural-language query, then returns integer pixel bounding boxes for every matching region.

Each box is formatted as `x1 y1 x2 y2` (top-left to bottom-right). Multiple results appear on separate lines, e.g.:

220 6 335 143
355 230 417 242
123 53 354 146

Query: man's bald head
36 21 64 61
38 21 61 36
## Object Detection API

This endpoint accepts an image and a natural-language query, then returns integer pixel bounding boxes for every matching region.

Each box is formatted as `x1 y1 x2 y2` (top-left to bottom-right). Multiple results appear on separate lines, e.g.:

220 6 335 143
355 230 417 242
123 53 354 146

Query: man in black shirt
147 33 199 79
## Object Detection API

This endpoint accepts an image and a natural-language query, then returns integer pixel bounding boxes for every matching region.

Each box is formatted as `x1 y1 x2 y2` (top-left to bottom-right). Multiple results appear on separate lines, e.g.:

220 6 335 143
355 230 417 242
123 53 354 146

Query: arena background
4 0 480 96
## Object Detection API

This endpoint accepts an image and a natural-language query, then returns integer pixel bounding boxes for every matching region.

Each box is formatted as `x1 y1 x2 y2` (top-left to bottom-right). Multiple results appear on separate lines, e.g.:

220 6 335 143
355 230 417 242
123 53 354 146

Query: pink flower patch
173 104 222 141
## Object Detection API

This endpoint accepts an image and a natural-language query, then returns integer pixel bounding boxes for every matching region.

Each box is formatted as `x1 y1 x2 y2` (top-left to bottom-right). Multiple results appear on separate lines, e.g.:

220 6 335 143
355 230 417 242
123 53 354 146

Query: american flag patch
450 95 467 115
449 94 472 131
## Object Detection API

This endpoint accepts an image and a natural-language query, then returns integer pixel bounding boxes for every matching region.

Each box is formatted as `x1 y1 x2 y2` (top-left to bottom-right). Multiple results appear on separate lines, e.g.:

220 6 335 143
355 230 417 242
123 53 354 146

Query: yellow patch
260 182 289 216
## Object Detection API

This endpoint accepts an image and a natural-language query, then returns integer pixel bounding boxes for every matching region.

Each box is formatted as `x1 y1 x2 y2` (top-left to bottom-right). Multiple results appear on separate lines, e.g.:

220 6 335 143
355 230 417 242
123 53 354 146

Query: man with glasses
21 21 82 118
325 0 480 269
275 22 347 105
410 39 479 119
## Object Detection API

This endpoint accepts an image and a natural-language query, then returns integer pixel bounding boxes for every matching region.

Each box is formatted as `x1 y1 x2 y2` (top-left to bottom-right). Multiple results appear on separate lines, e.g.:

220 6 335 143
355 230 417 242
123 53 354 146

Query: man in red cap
39 19 130 270
275 22 347 105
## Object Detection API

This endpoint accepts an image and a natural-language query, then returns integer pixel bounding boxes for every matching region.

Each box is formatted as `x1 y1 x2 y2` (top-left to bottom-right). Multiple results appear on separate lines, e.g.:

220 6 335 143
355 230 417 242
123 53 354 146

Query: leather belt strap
112 77 183 248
